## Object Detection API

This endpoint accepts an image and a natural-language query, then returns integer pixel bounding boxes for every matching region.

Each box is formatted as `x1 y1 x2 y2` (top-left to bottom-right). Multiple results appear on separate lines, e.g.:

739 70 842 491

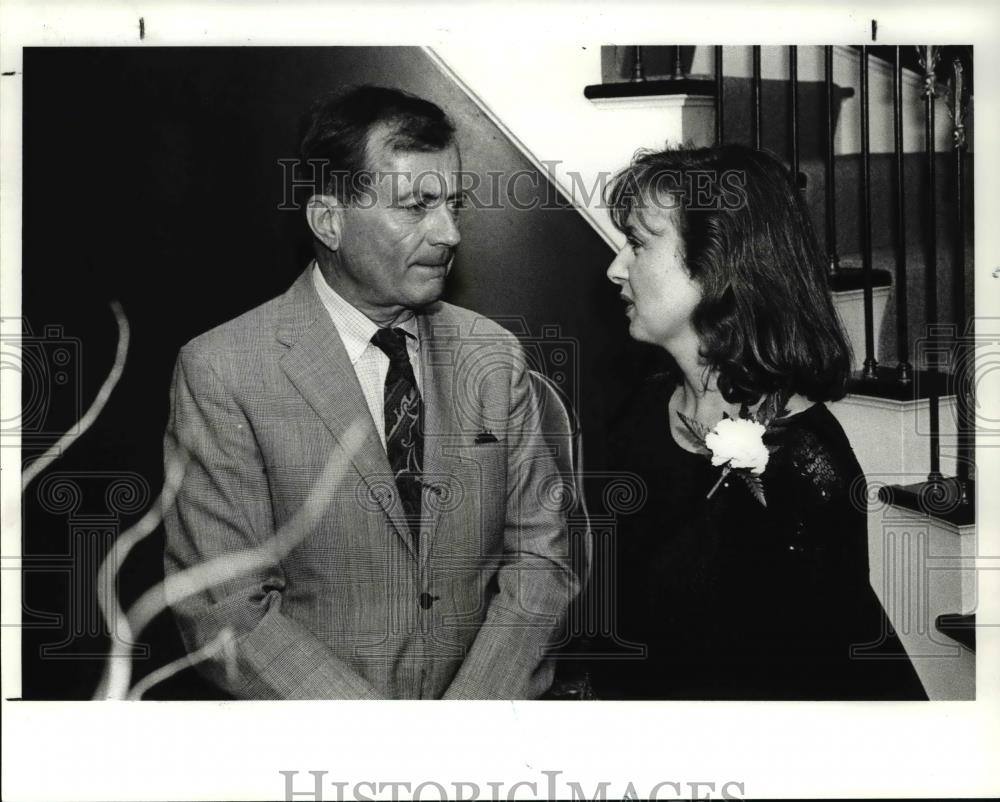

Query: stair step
834 248 912 282
829 262 892 291
804 152 972 249
868 499 976 699
935 613 976 653
848 365 952 401
830 391 960 481
719 78 853 162
584 77 717 100
877 477 975 528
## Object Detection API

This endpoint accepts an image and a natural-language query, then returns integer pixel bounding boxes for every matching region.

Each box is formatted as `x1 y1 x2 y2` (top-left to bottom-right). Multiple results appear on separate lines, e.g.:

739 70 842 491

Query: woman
594 145 926 700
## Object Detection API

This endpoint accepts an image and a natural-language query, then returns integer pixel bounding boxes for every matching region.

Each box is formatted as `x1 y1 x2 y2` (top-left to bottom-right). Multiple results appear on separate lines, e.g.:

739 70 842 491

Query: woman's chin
627 319 650 344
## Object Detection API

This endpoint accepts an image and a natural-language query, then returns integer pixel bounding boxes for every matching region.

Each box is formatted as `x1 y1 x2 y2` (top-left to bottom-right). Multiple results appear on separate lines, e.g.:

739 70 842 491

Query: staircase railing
893 47 912 383
709 44 974 520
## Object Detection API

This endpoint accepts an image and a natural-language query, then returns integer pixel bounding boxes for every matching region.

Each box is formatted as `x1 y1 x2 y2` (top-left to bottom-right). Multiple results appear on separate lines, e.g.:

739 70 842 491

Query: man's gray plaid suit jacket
163 267 578 699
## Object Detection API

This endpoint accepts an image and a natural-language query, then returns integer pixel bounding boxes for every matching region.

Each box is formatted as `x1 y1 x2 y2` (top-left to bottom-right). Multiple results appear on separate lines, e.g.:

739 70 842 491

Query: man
163 85 578 699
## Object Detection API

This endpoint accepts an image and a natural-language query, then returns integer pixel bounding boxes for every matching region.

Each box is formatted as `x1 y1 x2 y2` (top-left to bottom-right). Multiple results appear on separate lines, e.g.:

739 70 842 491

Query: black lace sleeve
761 406 872 595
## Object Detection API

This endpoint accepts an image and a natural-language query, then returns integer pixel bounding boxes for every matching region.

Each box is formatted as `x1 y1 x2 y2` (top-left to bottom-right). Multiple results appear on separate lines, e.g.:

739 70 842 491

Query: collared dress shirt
311 263 421 450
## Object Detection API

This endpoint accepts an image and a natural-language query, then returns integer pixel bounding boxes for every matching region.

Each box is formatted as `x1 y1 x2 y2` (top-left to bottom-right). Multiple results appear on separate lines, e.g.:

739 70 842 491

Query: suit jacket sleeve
163 345 383 699
442 344 579 699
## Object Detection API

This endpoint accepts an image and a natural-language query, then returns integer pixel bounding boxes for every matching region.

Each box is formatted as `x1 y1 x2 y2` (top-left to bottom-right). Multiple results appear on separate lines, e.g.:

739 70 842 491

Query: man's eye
627 237 643 252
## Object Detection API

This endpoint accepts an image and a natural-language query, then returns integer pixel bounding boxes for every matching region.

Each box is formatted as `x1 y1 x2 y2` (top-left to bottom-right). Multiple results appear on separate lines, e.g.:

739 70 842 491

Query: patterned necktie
371 327 423 548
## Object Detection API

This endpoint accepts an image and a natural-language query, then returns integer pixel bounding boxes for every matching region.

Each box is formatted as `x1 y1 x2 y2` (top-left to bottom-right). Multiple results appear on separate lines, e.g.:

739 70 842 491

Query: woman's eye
627 238 643 252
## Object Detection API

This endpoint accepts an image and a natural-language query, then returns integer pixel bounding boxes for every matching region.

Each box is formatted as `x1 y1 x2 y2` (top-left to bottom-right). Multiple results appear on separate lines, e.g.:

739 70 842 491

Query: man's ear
306 194 343 251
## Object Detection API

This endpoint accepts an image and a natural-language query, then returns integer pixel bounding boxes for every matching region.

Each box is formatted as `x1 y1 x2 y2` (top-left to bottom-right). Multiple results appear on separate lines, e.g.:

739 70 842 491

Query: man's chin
406 275 448 308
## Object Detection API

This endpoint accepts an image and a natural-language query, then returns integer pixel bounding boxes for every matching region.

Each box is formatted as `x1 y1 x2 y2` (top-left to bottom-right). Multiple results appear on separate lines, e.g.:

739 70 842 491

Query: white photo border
2 1 999 800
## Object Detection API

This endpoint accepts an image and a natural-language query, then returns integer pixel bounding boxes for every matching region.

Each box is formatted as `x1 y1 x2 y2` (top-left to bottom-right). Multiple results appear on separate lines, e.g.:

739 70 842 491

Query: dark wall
20 47 654 698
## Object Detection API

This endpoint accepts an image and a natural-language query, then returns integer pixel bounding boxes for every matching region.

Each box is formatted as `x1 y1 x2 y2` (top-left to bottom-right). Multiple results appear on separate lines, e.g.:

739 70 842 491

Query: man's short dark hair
299 84 456 202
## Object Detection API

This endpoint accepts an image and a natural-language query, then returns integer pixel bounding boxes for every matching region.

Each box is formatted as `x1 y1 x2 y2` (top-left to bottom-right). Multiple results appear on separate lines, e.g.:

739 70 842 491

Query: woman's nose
606 248 629 284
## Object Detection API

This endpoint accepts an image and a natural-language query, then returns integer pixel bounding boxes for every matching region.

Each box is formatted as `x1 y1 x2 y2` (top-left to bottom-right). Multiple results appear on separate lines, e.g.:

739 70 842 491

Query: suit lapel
276 268 417 559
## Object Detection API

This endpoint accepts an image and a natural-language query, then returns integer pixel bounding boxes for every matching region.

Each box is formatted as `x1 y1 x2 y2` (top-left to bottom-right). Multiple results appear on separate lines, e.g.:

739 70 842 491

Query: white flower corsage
677 391 788 507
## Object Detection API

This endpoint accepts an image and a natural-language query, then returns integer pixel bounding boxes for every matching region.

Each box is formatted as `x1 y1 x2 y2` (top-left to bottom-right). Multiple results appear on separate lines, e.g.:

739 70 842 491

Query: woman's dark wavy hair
606 144 851 405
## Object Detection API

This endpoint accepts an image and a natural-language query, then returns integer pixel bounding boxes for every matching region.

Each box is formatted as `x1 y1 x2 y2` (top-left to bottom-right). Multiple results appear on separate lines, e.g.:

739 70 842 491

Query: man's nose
428 204 461 248
606 248 629 284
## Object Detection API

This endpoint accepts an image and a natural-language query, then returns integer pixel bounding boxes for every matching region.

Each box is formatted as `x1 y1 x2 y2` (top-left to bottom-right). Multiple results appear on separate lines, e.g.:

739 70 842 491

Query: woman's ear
306 194 342 252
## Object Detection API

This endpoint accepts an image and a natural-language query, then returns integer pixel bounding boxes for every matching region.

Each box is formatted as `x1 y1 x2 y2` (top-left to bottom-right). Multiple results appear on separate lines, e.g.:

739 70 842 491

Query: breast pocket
428 442 508 556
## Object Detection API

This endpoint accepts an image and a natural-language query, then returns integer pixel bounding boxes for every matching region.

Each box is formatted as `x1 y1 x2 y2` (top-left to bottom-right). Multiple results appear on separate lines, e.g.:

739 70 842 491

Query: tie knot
371 327 410 363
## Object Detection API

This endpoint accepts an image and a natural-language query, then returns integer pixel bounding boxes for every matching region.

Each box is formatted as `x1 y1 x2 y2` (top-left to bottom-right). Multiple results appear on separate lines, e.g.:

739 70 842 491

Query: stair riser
829 394 960 478
830 394 973 700
833 286 891 373
865 506 975 700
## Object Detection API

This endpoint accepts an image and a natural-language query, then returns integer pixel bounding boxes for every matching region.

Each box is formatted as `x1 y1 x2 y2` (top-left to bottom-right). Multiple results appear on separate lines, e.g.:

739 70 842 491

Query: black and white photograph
2 2 998 800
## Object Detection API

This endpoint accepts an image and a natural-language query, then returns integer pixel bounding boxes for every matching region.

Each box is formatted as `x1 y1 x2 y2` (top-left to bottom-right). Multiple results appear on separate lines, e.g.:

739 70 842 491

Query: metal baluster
824 46 839 276
715 46 724 145
948 56 971 491
949 56 968 344
753 46 762 150
894 47 913 384
630 46 645 83
672 45 686 79
789 46 799 185
919 45 942 481
860 46 878 380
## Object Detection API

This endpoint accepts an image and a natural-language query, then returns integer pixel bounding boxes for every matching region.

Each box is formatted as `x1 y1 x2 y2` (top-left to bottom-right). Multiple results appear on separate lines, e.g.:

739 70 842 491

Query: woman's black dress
591 376 927 700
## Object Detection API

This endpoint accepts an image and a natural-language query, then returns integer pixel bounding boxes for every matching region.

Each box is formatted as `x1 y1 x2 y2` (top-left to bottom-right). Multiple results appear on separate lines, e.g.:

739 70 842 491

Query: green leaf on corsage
676 410 713 455
736 470 767 507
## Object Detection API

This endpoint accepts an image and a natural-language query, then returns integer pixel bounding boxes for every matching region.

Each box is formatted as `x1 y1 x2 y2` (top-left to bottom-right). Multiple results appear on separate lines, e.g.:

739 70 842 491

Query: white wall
428 45 703 249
